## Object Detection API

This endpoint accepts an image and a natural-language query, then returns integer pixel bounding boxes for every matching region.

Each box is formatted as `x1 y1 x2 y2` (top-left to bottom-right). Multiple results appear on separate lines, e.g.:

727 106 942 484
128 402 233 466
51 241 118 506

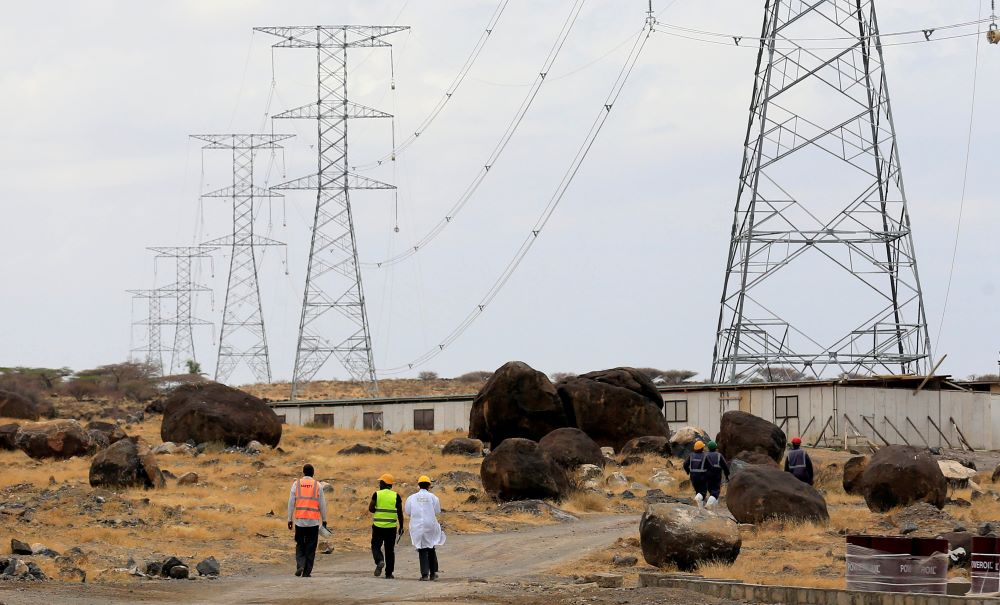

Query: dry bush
563 490 609 514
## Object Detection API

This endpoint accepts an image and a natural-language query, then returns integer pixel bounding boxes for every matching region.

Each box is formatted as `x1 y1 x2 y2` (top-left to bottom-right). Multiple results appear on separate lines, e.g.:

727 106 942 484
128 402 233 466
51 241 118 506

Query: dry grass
244 378 478 401
0 413 561 585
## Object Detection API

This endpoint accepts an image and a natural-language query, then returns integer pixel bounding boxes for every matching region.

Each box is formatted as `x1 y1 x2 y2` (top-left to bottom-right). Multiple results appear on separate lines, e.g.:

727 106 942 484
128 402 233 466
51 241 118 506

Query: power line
353 0 513 172
361 0 589 269
377 20 653 375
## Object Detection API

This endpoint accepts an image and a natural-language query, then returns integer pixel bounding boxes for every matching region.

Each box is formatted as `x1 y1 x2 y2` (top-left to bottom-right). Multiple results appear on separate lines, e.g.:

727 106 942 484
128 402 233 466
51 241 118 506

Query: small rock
169 565 190 580
955 524 969 532
948 498 972 508
319 542 334 555
58 566 86 583
145 561 163 576
246 440 264 454
30 543 59 558
979 523 995 537
620 490 636 500
10 539 31 555
576 464 604 482
584 573 624 588
612 554 638 567
177 472 199 486
901 522 918 535
195 556 220 576
606 472 628 489
26 561 45 580
160 556 184 577
320 481 334 494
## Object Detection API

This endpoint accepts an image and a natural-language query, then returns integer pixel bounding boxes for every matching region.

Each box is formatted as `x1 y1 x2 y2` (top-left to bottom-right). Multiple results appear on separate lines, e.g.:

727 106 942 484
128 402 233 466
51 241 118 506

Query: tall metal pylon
711 0 931 383
148 246 216 375
127 288 173 375
192 134 294 384
255 25 408 398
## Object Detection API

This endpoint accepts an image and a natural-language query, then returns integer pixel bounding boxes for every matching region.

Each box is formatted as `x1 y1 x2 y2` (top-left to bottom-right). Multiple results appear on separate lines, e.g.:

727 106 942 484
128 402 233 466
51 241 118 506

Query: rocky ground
4 394 1000 603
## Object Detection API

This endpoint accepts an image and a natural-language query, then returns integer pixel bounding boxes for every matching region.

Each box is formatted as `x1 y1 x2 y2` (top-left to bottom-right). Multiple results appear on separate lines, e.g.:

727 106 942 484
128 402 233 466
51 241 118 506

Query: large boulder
0 391 54 421
442 437 484 457
468 362 569 446
14 420 92 459
621 436 671 458
640 503 742 571
538 428 604 470
843 456 869 495
0 423 20 451
716 411 785 463
160 382 281 447
669 427 711 458
861 445 947 512
89 437 165 489
727 464 829 524
480 438 571 502
575 368 663 409
557 375 670 451
86 421 128 446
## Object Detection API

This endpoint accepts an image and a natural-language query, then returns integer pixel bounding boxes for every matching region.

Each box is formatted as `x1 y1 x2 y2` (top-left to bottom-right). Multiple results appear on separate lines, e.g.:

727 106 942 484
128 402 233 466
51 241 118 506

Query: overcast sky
1 1 997 386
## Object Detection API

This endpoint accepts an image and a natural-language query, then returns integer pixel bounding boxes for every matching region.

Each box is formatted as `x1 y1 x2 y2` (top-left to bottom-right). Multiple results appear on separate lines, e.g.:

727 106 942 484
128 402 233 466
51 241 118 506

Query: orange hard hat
379 473 394 485
693 440 705 452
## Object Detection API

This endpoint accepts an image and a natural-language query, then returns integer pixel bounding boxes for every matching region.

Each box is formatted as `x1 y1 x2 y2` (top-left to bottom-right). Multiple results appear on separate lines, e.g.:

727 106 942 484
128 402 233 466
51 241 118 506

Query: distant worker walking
683 440 709 507
784 436 814 485
369 473 404 579
703 441 730 509
405 475 446 581
287 463 328 578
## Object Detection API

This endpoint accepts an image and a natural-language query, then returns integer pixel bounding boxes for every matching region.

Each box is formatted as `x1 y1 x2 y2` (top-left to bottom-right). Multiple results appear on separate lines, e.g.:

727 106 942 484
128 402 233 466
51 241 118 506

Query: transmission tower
192 134 293 384
711 0 931 383
149 246 216 375
127 288 173 375
255 25 408 398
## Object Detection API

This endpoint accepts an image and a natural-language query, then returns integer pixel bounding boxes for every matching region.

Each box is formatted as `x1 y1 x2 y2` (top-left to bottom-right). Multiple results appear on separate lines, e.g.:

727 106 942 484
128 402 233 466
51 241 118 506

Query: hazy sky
1 1 997 386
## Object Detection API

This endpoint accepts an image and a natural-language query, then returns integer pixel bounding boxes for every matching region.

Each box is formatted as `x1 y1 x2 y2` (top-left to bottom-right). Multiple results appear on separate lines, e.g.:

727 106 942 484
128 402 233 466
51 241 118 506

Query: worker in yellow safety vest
287 463 328 578
368 473 404 579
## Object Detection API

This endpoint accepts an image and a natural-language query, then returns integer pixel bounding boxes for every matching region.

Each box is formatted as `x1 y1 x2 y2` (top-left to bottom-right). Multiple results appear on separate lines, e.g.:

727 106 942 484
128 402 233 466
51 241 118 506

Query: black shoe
430 573 438 581
384 574 395 579
295 569 303 577
374 561 384 577
419 575 429 581
302 573 311 578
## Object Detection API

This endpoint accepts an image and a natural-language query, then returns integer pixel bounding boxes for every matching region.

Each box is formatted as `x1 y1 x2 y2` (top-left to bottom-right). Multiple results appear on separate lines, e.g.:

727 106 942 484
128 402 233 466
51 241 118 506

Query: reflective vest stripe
293 478 322 521
788 450 807 469
689 454 707 473
373 489 398 528
706 452 721 468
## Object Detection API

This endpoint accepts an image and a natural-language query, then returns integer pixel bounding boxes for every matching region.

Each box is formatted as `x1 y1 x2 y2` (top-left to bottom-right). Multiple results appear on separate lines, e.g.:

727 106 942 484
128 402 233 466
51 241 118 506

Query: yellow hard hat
379 473 394 485
418 475 432 484
693 440 705 452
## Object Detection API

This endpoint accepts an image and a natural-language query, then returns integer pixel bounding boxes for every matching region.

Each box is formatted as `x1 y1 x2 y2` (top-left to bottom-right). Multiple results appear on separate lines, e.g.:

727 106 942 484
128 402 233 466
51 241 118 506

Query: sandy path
0 515 639 605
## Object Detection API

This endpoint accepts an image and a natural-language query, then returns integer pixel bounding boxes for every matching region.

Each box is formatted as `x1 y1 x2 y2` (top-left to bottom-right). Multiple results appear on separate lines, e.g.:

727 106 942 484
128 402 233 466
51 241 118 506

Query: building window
414 409 434 431
314 413 335 427
363 411 384 431
775 395 799 419
664 400 688 423
276 415 286 424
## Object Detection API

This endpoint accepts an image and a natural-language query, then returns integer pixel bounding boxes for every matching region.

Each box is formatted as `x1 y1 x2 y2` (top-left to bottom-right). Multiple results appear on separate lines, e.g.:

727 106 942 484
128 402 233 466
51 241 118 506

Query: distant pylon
255 25 408 398
127 288 173 375
148 246 216 375
192 134 293 384
711 0 931 383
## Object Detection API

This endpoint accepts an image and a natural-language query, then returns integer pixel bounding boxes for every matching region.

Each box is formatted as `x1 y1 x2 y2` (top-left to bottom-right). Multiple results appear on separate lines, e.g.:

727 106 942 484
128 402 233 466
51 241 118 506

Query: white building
269 376 1000 450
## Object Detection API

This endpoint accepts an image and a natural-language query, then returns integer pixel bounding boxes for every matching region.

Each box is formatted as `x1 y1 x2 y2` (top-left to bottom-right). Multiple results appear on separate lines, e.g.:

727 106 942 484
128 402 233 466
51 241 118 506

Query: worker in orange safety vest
287 463 328 577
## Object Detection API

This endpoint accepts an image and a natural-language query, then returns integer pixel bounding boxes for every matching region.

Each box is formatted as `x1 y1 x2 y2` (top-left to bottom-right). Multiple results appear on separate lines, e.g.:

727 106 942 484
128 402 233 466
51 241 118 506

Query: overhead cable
377 20 653 374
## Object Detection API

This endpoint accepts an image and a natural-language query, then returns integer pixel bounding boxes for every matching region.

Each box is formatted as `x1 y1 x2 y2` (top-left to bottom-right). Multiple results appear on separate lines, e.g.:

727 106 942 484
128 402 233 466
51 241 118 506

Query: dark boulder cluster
0 390 55 421
145 555 219 579
89 437 166 489
480 438 572 502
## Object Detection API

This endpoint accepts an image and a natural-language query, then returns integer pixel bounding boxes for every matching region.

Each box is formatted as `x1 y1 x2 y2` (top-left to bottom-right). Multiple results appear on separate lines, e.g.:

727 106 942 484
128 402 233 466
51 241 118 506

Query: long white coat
404 489 446 549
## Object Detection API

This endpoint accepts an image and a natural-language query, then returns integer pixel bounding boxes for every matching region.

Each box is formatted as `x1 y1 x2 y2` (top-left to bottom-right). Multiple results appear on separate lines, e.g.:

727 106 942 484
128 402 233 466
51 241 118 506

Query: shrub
418 371 439 381
64 379 99 402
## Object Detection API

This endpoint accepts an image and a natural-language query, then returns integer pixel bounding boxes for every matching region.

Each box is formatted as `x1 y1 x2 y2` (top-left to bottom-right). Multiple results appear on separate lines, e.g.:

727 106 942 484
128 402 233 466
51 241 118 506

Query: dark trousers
691 477 707 499
294 524 320 576
418 548 439 578
371 525 396 575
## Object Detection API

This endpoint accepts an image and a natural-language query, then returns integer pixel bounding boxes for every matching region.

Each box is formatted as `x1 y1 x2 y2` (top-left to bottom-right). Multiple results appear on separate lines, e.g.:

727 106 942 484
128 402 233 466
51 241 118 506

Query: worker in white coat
404 475 445 581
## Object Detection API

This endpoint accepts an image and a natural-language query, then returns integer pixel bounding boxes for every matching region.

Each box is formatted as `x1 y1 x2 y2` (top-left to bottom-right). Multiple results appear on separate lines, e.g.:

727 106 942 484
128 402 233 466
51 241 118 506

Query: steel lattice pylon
193 134 293 384
127 288 173 375
711 0 932 383
148 246 216 375
255 26 407 398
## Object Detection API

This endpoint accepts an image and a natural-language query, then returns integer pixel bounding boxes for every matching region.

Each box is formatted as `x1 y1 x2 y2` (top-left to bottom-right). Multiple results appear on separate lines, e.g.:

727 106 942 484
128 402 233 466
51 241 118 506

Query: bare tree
418 371 439 381
659 369 698 384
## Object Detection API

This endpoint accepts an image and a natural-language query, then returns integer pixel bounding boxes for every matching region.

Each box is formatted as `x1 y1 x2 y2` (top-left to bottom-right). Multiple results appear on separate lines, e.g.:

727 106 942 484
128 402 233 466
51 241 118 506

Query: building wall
271 400 474 434
662 386 996 450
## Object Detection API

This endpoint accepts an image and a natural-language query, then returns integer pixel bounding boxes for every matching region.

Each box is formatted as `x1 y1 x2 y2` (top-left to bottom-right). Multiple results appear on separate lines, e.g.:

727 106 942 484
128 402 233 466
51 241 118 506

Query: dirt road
0 515 640 605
